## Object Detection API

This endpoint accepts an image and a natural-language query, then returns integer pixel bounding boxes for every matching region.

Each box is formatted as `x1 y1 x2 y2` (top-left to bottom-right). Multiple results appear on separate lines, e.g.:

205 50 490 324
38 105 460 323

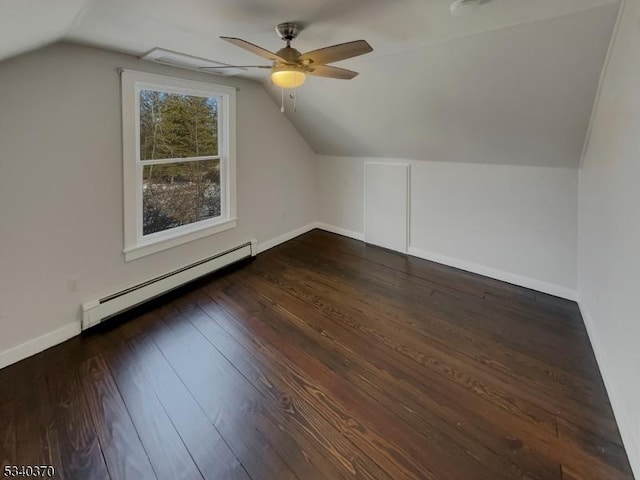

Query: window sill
123 218 237 262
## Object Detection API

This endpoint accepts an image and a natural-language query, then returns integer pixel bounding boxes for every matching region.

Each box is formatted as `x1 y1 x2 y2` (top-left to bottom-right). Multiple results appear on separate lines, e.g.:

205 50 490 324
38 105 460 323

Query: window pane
140 90 218 160
143 160 221 236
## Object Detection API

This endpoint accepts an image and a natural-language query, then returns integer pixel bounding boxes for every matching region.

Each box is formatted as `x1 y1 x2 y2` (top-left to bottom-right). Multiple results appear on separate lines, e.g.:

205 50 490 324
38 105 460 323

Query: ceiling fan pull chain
293 89 298 113
281 87 285 114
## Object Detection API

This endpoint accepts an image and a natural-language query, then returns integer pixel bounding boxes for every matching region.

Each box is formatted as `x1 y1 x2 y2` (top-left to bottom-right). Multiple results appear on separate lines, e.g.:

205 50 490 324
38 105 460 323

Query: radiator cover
81 240 256 330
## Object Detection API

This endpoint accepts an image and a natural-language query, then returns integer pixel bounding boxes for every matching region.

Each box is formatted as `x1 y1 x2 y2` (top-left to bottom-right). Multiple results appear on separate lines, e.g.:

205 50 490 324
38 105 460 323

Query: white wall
578 0 640 475
0 43 317 361
317 156 578 298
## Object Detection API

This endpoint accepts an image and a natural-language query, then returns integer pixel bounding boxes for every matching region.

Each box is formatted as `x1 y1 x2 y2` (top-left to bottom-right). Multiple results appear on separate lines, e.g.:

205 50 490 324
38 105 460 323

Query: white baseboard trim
579 302 640 479
315 223 365 242
0 223 319 371
0 321 81 371
0 223 577 372
408 246 577 300
257 222 318 254
312 222 577 300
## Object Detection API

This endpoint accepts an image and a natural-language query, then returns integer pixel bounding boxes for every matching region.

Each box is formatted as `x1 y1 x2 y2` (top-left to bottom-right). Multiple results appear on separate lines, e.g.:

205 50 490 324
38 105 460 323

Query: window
121 70 236 261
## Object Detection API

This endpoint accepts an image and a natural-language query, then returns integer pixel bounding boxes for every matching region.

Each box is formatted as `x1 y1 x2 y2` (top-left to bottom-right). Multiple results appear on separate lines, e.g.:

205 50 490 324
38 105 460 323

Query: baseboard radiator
82 240 257 330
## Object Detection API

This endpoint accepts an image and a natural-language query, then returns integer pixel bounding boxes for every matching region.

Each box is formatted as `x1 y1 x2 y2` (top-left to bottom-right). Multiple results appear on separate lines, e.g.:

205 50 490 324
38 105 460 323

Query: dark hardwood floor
0 230 634 480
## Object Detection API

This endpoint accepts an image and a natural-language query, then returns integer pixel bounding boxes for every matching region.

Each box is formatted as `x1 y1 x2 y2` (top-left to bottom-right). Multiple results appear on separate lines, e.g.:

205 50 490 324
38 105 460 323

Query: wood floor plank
266 250 598 396
11 367 66 475
79 355 157 480
174 294 454 480
201 277 564 480
102 343 204 480
0 401 17 470
284 239 588 345
160 304 390 480
187 288 553 480
0 229 633 480
232 262 559 434
291 234 583 336
270 245 590 375
210 261 629 480
146 308 300 480
556 417 633 480
267 242 612 424
297 231 550 306
258 251 614 437
268 252 589 393
128 333 251 480
225 258 628 478
45 366 110 480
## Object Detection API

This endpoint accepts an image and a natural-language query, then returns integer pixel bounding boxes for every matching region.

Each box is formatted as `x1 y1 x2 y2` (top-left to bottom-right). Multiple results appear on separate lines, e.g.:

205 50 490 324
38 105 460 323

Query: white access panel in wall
364 162 410 253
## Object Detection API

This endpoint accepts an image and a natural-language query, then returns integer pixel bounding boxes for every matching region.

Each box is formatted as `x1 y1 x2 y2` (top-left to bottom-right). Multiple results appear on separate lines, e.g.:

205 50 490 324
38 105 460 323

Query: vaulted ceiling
0 0 620 167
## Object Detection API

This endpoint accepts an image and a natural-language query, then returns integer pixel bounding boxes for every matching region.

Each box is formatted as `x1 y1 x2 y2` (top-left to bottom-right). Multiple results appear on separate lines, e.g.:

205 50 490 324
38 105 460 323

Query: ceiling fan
202 22 373 88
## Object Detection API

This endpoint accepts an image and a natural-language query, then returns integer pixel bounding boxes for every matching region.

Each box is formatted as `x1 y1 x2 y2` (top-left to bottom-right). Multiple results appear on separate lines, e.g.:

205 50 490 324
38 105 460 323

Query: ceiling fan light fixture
271 66 306 89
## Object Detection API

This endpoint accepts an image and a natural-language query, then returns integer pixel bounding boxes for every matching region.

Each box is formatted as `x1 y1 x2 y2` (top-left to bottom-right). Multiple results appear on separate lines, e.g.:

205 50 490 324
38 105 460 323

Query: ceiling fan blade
300 40 373 65
221 37 286 63
199 65 271 69
308 65 359 80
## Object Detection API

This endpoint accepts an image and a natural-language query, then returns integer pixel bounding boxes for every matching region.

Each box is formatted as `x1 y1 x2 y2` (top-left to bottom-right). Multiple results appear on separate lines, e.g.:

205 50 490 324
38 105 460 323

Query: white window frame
121 70 237 261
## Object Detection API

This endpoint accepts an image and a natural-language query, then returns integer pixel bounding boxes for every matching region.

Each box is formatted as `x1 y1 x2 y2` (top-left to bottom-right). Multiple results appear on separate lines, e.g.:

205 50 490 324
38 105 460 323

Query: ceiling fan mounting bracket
275 22 302 43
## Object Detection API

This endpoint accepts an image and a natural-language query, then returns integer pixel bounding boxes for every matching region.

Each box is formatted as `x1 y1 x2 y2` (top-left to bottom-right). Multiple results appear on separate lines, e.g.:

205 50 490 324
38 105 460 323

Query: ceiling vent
141 48 245 77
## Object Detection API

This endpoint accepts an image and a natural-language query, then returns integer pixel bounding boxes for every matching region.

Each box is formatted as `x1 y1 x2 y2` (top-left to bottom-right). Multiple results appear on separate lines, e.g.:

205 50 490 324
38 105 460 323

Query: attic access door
364 162 410 253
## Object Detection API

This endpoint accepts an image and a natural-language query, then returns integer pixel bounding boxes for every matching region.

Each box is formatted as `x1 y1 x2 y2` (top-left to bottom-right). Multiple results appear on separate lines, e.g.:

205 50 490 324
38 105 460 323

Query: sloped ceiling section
0 0 90 61
64 0 619 72
267 3 619 166
0 0 620 167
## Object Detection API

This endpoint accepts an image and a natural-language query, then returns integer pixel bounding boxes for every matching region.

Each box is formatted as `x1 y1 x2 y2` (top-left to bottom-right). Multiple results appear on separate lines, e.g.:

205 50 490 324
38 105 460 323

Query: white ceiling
268 4 620 166
0 0 621 166
0 0 90 61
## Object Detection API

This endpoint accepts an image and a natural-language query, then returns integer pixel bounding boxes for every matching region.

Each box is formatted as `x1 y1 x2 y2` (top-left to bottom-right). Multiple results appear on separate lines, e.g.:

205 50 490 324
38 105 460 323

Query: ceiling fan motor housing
276 46 302 64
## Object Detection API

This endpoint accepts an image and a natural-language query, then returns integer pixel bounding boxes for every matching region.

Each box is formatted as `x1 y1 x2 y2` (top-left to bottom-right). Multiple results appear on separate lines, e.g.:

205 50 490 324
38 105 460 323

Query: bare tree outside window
139 90 221 235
